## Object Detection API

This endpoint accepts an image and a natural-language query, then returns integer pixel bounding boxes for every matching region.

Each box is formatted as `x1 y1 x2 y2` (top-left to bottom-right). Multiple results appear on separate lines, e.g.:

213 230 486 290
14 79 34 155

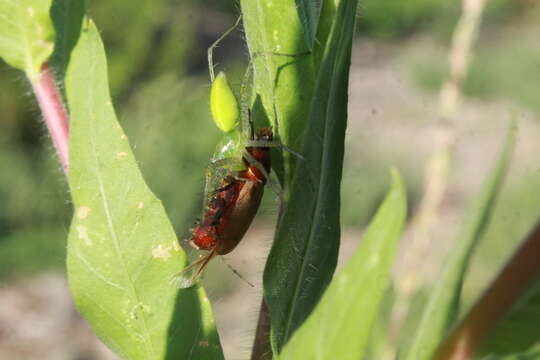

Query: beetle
176 127 273 288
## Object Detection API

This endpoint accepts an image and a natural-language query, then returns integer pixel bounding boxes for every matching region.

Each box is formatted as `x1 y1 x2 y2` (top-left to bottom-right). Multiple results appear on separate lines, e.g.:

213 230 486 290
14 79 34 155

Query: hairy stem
31 63 70 174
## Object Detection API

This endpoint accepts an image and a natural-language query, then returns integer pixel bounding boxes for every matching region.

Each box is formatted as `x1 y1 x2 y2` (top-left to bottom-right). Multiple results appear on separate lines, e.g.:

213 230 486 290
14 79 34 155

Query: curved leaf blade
260 0 358 352
295 0 322 50
50 0 86 78
406 123 517 360
0 0 55 80
240 0 316 187
66 19 223 360
279 169 407 360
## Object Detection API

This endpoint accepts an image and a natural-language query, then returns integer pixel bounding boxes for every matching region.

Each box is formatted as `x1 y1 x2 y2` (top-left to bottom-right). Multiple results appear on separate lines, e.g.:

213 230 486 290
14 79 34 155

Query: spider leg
246 139 305 161
207 15 242 82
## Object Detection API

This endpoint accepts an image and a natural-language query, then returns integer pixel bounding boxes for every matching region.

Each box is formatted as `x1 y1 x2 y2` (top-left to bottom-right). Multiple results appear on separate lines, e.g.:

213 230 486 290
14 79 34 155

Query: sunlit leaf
0 0 55 80
279 169 407 360
65 19 223 360
242 0 359 352
240 0 316 187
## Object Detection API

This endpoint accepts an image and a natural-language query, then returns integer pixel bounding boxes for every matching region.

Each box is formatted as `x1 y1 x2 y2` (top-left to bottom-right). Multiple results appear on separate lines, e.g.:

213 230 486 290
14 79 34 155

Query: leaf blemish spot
116 152 128 160
137 202 144 209
152 244 172 261
76 225 92 246
129 303 151 320
77 206 91 219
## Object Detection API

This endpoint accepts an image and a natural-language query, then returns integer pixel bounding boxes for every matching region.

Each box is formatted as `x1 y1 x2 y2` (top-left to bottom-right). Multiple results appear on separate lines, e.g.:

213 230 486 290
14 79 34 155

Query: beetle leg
209 198 227 226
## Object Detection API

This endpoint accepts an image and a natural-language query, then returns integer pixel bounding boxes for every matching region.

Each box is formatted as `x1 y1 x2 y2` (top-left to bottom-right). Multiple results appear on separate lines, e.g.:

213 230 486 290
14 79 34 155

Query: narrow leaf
295 0 322 50
260 0 358 352
50 0 86 79
406 123 517 360
240 0 316 187
0 0 55 81
65 19 223 360
279 169 407 360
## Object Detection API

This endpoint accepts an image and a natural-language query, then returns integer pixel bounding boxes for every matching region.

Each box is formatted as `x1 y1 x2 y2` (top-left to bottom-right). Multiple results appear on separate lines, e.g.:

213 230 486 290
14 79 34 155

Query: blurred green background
0 0 539 358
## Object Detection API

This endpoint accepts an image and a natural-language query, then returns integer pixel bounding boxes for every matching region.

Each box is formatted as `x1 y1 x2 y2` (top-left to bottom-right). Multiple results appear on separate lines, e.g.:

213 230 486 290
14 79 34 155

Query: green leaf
0 0 55 81
50 0 86 79
240 0 316 187
478 270 540 355
253 0 358 352
295 0 322 50
278 169 407 360
65 19 223 360
364 284 397 360
481 350 540 360
405 123 517 360
312 0 338 70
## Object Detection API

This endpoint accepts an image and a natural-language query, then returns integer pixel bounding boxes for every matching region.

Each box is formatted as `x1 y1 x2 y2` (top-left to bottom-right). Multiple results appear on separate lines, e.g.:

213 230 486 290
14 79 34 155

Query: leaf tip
389 167 403 190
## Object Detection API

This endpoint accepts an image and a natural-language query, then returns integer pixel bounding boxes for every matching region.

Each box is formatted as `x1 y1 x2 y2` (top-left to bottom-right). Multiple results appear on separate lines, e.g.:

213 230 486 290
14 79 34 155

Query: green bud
210 72 240 133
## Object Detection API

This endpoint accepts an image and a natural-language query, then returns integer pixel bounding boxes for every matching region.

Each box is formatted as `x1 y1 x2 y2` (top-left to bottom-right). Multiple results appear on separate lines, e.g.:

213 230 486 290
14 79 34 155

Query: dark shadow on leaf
50 0 86 79
165 285 224 360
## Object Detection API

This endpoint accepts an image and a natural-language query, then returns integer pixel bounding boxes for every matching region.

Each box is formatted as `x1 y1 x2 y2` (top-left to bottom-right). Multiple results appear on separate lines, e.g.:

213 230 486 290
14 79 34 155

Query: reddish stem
31 63 70 174
434 220 540 360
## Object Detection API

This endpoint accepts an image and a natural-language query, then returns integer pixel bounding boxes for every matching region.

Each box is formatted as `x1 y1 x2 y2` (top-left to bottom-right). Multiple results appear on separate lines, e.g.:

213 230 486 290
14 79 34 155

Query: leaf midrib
253 0 278 126
85 37 156 359
281 0 351 346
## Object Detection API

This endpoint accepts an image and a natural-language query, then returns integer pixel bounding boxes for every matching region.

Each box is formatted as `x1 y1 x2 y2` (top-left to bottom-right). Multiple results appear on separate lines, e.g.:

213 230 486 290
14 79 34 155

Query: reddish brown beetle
175 128 273 288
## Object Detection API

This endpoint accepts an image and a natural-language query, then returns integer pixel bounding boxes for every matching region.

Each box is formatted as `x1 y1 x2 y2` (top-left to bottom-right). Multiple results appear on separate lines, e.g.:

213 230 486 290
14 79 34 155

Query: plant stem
251 299 272 360
434 221 540 360
31 63 70 174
